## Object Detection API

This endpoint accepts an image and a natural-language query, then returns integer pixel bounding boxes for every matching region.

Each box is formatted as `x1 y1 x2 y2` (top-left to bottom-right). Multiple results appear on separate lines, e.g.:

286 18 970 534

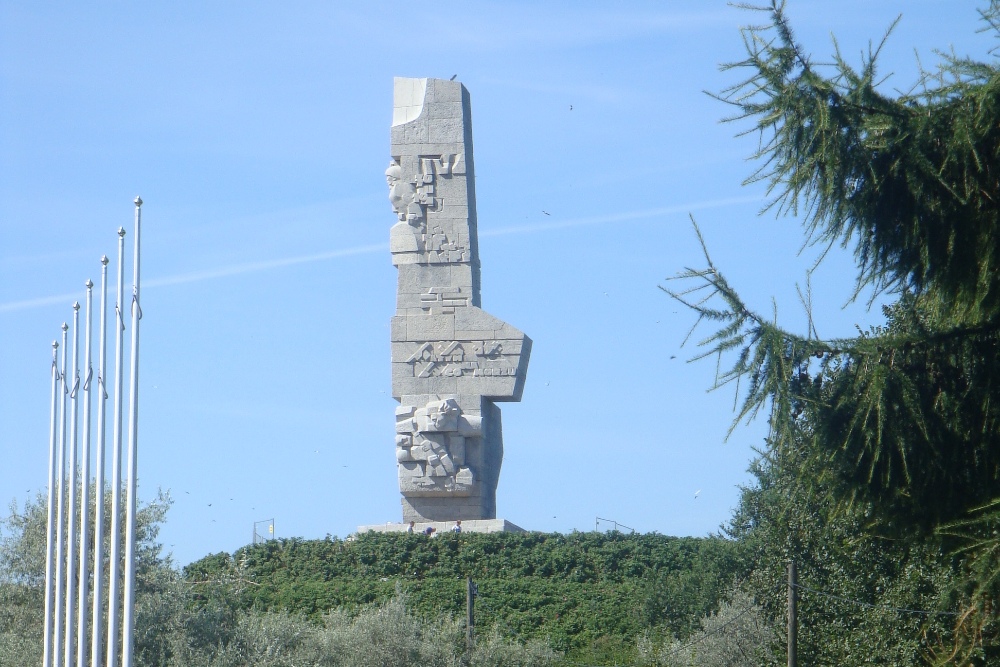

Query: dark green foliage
729 442 966 665
720 1 1000 321
667 0 1000 528
184 531 738 661
666 1 1000 662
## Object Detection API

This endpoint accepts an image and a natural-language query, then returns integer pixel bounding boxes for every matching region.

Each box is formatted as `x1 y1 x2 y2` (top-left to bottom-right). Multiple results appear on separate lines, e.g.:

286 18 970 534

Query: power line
792 582 960 617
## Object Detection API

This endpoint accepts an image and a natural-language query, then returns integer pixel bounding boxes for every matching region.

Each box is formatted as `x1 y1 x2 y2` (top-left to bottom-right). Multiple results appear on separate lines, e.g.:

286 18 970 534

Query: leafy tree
0 487 179 667
637 589 775 667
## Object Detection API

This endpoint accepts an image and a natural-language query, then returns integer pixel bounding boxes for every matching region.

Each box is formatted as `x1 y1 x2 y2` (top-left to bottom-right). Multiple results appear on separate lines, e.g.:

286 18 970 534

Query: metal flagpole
43 339 60 667
91 256 110 667
106 228 126 667
53 322 68 667
77 281 94 667
121 196 143 667
64 301 81 667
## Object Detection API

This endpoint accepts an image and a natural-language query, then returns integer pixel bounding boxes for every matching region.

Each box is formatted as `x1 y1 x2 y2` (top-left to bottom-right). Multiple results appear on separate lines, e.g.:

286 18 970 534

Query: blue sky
2 1 995 566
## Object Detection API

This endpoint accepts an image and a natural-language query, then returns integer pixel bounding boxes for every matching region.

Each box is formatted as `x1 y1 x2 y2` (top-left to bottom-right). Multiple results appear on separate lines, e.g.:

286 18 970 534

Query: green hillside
184 531 738 662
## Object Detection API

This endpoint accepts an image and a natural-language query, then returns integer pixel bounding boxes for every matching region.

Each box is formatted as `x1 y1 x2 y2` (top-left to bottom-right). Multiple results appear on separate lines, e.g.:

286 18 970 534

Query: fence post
788 560 797 667
466 577 476 652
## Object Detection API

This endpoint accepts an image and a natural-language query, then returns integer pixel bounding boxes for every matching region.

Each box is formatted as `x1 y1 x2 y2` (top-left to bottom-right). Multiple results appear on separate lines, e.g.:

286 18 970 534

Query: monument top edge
392 76 463 85
392 77 467 127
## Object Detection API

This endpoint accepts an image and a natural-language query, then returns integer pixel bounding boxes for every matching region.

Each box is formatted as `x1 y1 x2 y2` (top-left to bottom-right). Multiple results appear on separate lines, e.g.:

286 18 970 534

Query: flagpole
91 256 110 667
121 196 143 667
106 227 126 667
43 338 60 667
53 322 68 667
77 280 94 667
64 301 81 667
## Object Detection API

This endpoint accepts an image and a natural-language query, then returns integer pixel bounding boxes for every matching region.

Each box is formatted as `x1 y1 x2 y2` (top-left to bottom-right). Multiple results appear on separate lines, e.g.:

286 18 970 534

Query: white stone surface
356 519 525 535
391 77 427 127
386 78 531 523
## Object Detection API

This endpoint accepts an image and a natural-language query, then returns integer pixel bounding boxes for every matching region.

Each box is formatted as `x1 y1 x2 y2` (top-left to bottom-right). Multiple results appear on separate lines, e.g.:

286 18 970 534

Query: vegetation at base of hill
0 492 561 667
184 530 739 663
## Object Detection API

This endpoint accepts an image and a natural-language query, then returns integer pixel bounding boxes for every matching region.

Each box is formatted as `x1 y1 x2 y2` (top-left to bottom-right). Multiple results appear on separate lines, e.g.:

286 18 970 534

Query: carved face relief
385 162 416 222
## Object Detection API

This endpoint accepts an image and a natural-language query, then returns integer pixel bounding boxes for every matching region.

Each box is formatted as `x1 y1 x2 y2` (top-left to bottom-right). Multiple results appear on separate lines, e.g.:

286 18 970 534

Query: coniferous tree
667 1 1000 662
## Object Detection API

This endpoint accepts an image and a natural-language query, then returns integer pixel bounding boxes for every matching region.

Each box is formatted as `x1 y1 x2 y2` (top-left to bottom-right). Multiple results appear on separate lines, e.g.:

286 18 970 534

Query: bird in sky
694 490 701 499
569 105 573 110
542 210 550 216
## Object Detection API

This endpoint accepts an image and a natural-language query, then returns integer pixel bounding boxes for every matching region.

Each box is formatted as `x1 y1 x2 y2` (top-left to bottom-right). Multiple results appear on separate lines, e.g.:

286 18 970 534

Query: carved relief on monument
395 399 480 496
420 287 468 314
386 152 469 266
403 340 519 379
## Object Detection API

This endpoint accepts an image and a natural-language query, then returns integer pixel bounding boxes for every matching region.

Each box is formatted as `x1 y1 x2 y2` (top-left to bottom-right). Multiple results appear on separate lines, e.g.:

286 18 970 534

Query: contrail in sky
144 244 387 288
0 195 762 314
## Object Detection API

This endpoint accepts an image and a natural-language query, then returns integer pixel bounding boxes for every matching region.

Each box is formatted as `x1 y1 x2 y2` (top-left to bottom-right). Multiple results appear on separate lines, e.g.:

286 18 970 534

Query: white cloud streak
0 292 86 315
1 195 762 314
143 243 387 289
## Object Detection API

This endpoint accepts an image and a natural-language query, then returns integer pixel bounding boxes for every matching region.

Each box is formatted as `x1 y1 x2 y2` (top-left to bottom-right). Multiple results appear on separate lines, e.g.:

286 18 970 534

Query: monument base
356 518 524 535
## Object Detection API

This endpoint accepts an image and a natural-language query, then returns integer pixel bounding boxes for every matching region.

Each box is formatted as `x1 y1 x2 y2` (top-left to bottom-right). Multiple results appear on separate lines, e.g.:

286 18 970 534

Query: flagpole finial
118 227 126 237
101 255 109 266
73 302 80 311
134 196 142 207
53 340 59 350
85 279 94 289
62 322 68 332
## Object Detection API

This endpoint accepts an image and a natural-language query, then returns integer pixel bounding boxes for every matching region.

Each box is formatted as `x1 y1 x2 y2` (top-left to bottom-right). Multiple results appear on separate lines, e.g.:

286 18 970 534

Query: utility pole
787 561 797 667
466 577 477 652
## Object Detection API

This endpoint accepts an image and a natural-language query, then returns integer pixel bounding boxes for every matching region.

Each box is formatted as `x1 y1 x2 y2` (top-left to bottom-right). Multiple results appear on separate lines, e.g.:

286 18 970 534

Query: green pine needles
666 2 1000 662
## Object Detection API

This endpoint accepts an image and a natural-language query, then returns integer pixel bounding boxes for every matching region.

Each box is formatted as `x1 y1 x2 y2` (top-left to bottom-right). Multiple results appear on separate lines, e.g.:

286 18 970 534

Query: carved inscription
405 340 517 378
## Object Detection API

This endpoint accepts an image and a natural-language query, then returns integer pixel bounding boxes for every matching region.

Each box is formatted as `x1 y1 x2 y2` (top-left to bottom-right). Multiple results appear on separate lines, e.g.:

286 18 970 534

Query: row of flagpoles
43 197 144 667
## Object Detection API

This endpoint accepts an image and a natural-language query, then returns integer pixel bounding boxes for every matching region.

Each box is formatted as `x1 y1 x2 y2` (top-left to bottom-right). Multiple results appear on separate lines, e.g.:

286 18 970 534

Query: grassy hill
184 530 738 663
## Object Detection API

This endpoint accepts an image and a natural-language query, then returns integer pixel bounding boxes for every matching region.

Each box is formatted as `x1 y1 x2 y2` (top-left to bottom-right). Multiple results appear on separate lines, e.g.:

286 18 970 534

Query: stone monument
386 77 531 523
